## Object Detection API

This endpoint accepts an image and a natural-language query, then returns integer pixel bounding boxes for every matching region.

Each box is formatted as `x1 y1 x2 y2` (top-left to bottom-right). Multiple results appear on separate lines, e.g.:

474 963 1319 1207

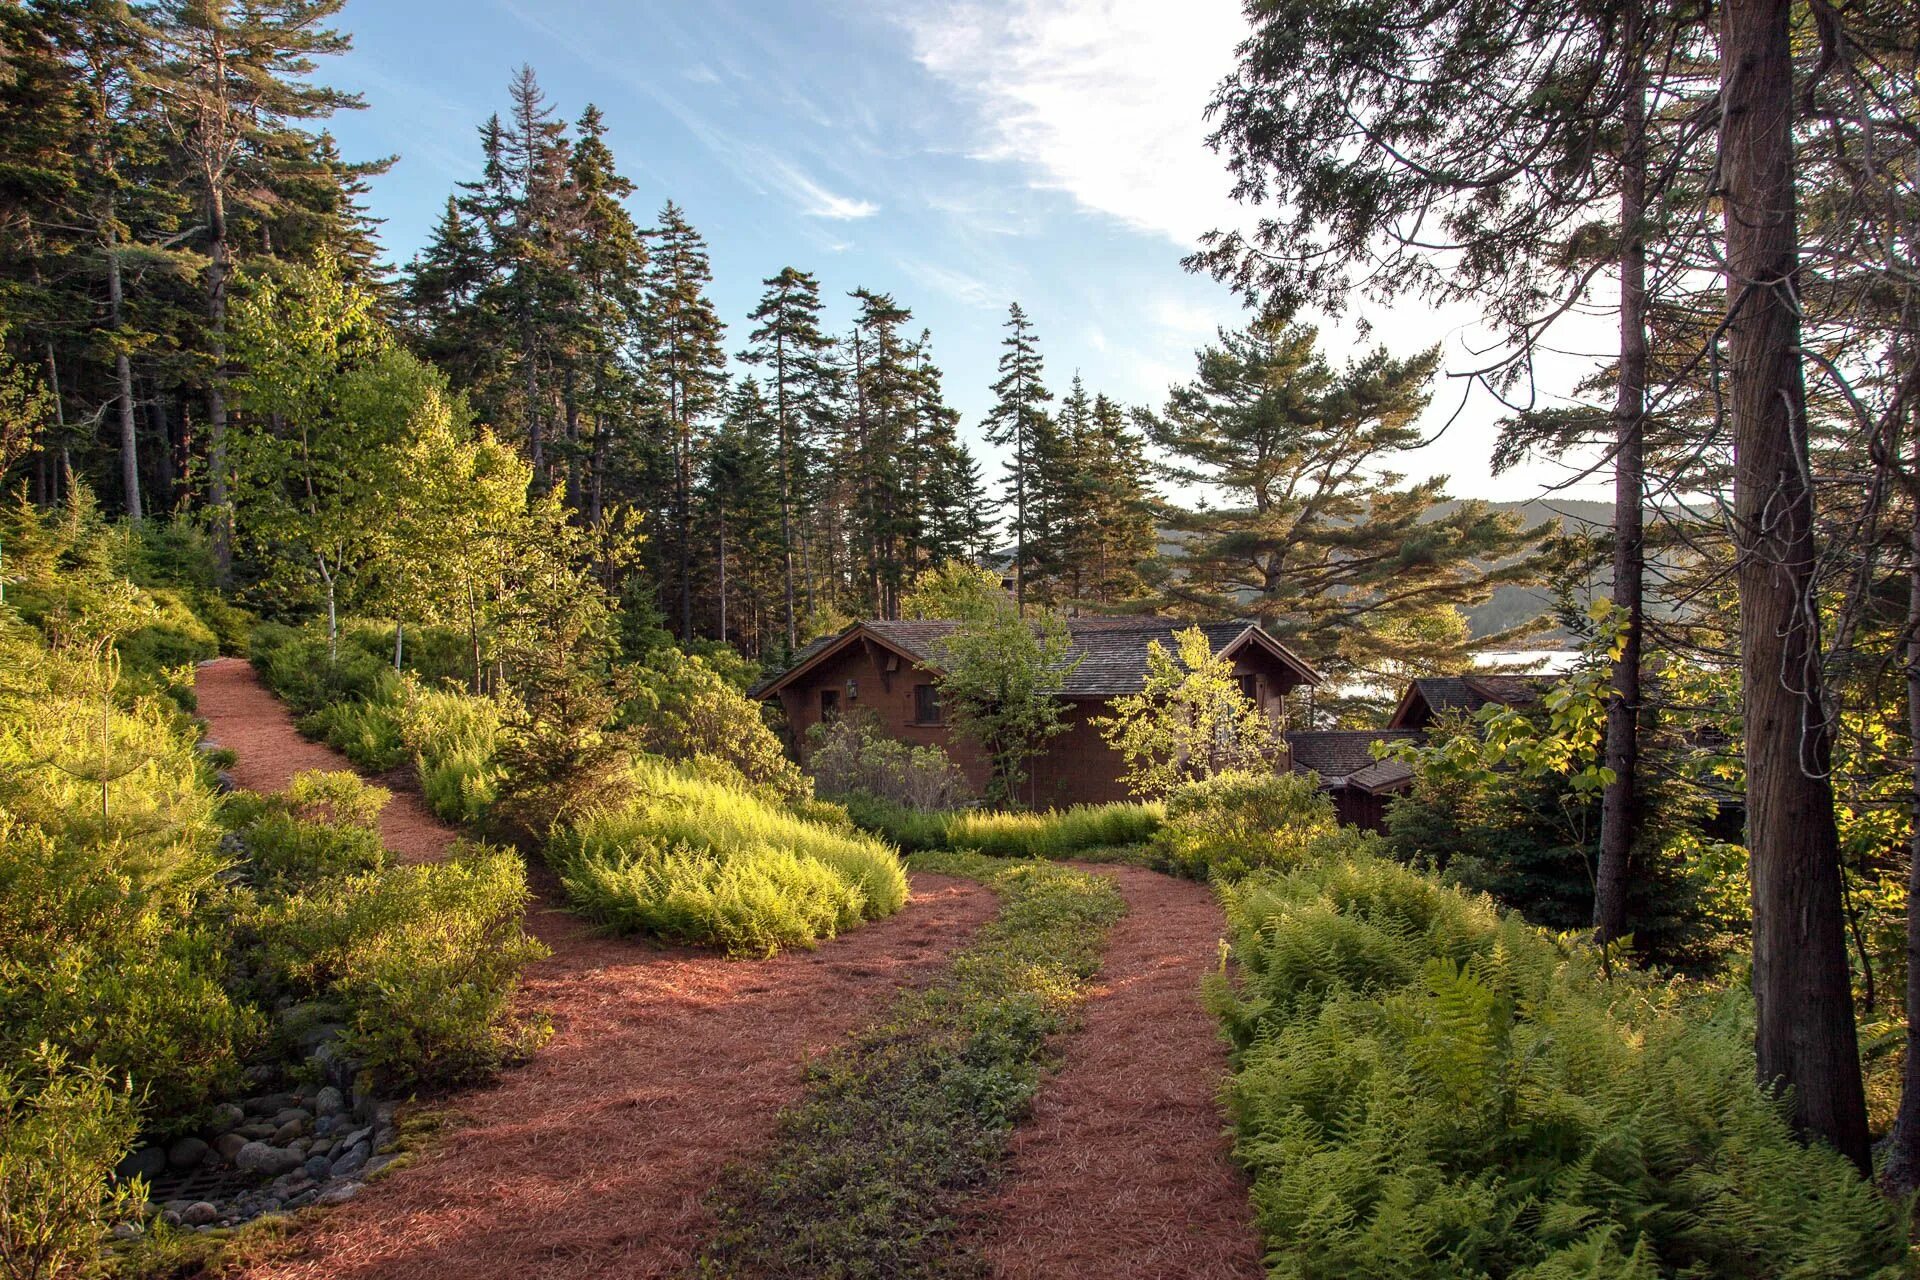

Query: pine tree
983 302 1050 612
741 267 833 648
641 200 726 638
145 0 364 580
698 379 782 651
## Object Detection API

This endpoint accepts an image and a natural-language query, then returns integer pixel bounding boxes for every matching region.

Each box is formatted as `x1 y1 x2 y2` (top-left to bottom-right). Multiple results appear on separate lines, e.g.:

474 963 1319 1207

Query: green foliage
248 844 547 1091
696 855 1126 1276
221 771 389 892
395 682 506 825
624 647 809 803
929 593 1076 807
1153 770 1342 881
0 1046 143 1280
805 714 969 812
1097 626 1287 798
549 757 909 957
1211 852 1908 1279
843 794 1163 859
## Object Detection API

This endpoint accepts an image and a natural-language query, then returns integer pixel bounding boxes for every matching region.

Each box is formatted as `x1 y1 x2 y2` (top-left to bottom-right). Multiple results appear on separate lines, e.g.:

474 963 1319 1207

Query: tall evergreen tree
145 0 364 579
741 267 833 649
641 200 725 638
983 302 1050 612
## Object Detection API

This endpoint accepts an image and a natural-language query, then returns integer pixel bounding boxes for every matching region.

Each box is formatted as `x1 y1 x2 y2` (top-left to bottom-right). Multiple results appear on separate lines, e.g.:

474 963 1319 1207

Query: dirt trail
981 863 1264 1280
195 658 997 1280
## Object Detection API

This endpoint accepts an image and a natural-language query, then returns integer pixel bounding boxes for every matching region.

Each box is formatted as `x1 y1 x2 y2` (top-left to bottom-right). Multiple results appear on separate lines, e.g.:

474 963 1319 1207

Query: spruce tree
742 267 833 648
641 200 726 638
983 302 1050 612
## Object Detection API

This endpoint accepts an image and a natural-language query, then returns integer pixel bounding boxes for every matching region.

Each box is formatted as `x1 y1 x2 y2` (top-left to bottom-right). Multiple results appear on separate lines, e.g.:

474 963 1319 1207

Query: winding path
195 659 998 1280
983 863 1264 1280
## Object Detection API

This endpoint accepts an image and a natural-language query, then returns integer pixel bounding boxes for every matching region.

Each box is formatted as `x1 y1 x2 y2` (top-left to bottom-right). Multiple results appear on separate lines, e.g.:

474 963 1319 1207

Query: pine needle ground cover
1212 850 1910 1279
694 854 1126 1277
549 758 910 957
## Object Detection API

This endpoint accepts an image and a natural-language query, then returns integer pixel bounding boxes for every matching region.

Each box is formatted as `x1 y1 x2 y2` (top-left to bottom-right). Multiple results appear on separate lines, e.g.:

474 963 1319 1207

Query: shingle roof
1286 729 1422 783
1390 672 1556 727
752 616 1319 700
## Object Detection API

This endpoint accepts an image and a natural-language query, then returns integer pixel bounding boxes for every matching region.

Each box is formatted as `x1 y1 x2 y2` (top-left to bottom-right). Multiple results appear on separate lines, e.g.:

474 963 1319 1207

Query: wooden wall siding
778 636 1306 810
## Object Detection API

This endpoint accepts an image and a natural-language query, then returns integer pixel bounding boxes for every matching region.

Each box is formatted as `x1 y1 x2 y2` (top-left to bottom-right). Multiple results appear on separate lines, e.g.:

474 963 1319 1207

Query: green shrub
250 844 547 1090
843 794 1163 859
396 682 505 824
297 698 407 772
249 622 398 717
698 854 1126 1275
624 647 811 803
0 1045 143 1280
222 772 389 893
1211 852 1910 1278
806 715 970 811
1154 770 1335 881
549 757 909 956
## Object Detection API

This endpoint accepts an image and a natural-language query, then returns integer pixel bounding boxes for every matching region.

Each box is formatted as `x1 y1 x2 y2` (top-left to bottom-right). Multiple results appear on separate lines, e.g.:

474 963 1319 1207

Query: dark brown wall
777 632 1311 810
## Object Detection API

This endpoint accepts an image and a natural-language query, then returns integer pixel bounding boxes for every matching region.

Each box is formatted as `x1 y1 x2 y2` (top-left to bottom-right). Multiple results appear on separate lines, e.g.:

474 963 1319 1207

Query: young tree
929 588 1076 807
983 303 1051 612
1097 626 1286 799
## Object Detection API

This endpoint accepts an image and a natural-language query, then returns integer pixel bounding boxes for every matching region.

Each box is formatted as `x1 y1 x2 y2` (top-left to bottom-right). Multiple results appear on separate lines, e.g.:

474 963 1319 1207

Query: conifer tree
983 302 1050 612
742 267 833 648
145 0 364 579
641 200 726 638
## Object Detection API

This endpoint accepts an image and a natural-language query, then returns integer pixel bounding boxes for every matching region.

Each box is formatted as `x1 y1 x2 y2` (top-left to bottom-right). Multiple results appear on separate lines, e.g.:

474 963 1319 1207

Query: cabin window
1237 673 1260 705
912 682 942 725
820 688 840 722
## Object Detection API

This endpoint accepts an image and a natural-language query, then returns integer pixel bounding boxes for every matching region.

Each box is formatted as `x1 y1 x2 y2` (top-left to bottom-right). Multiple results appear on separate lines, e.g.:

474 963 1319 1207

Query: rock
329 1142 369 1178
271 1119 306 1145
310 1139 335 1158
235 1142 302 1177
362 1154 397 1178
115 1147 167 1182
214 770 237 794
181 1202 220 1227
167 1137 209 1169
336 1126 372 1151
314 1114 339 1137
290 1137 311 1156
245 1092 297 1116
239 1121 277 1140
214 1132 250 1164
270 1107 311 1129
303 1155 331 1181
111 1222 143 1241
314 1086 345 1117
206 1102 246 1135
285 1189 318 1209
316 1182 361 1206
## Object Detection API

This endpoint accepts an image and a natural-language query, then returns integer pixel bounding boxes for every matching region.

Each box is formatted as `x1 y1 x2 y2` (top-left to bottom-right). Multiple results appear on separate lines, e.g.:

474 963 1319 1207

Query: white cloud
897 0 1247 246
899 259 1000 309
683 62 722 85
761 156 880 220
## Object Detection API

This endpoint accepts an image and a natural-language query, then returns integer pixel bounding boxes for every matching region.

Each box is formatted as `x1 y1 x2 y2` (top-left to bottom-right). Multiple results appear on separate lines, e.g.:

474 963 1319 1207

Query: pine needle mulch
195 658 998 1280
975 864 1264 1280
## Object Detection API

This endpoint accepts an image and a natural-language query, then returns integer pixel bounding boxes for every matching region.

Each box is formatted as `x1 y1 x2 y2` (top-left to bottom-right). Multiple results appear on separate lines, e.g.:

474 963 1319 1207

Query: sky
320 0 1614 506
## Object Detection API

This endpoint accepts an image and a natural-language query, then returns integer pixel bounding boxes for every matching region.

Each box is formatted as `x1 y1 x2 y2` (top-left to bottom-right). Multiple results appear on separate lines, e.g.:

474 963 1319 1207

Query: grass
844 794 1163 859
694 853 1126 1278
549 758 911 957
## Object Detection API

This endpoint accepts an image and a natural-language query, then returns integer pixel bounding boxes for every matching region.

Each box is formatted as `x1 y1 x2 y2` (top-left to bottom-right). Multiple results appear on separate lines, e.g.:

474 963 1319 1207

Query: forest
2 0 1920 1277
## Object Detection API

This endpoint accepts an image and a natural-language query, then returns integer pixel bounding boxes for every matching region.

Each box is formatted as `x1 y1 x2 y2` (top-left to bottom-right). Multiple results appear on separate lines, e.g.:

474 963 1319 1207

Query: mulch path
978 863 1265 1280
194 658 998 1280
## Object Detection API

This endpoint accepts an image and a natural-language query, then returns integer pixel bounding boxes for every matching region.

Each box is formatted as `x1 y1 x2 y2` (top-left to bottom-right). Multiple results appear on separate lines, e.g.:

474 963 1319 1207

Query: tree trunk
393 620 404 672
717 509 729 644
1719 0 1870 1174
1881 364 1920 1194
206 183 232 584
1595 6 1647 953
107 210 143 524
776 340 798 651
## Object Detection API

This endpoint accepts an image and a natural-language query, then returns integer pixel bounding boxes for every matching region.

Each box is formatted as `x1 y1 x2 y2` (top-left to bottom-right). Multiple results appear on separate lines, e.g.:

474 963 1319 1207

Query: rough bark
106 206 142 524
1719 0 1870 1173
1595 3 1647 952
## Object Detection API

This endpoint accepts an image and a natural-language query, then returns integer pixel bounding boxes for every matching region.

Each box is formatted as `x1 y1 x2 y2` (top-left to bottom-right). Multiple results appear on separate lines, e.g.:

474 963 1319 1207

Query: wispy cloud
899 258 1000 309
895 0 1246 247
761 155 879 220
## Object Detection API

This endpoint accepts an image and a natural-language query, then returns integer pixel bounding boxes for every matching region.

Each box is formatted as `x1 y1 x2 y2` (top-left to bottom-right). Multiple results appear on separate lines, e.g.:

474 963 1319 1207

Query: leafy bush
250 622 400 718
250 844 547 1090
549 757 908 956
297 697 407 772
625 647 810 803
395 682 504 824
222 771 389 892
1153 770 1338 881
844 794 1164 858
806 715 969 811
698 854 1126 1275
1211 851 1909 1278
0 1046 142 1280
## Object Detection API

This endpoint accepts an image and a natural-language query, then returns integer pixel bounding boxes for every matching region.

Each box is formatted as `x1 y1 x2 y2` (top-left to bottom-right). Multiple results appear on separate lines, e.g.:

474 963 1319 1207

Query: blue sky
322 0 1610 505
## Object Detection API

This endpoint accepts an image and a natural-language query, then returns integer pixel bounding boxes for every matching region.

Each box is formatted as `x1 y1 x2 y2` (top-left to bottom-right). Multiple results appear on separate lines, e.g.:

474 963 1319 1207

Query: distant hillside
1446 499 1615 643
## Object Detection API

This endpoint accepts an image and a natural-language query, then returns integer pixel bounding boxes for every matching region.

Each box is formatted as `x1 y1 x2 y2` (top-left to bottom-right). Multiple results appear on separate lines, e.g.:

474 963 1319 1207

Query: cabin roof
1286 729 1423 790
1388 673 1556 728
751 616 1322 700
